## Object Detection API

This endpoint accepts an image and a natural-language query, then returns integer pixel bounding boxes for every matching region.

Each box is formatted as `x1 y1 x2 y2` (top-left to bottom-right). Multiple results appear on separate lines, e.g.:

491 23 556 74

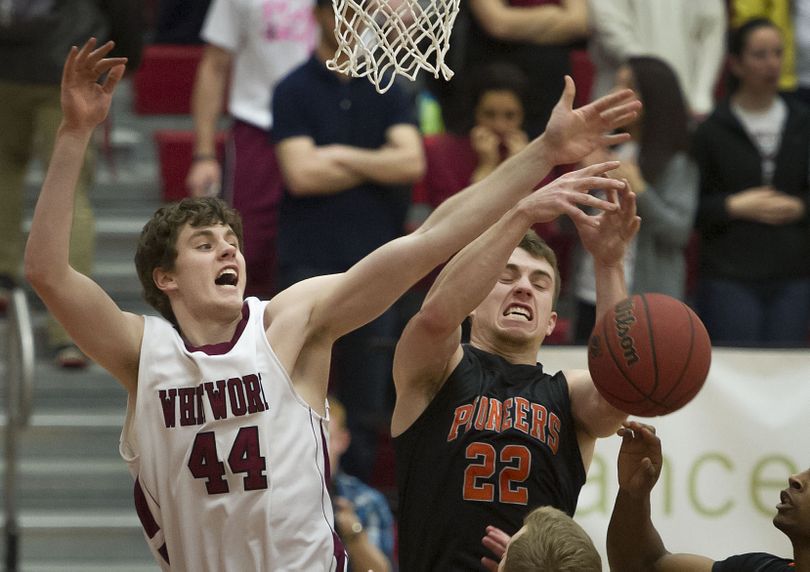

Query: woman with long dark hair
573 56 698 343
693 18 810 347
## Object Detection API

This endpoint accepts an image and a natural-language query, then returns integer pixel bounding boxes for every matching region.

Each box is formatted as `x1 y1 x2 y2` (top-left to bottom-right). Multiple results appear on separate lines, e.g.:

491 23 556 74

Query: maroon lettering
178 388 198 427
227 378 248 416
195 385 206 424
242 374 266 414
158 389 178 428
204 380 229 420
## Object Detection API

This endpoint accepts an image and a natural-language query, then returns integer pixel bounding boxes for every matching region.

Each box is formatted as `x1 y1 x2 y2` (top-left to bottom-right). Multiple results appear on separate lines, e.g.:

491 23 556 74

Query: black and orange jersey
394 344 586 572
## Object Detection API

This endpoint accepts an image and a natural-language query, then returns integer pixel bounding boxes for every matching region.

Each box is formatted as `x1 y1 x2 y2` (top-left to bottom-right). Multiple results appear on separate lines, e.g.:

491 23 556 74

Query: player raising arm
391 172 640 570
25 39 639 571
607 421 807 572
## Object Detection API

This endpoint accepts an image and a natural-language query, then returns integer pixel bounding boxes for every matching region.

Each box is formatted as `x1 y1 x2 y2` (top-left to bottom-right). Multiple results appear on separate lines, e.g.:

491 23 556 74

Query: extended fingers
574 160 621 178
588 87 637 114
600 100 642 128
75 37 97 64
62 45 79 84
101 63 126 95
88 40 116 64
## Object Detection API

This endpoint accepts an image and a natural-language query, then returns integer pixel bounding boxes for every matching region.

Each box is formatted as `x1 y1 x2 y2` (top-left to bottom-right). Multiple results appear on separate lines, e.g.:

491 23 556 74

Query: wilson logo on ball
613 298 640 366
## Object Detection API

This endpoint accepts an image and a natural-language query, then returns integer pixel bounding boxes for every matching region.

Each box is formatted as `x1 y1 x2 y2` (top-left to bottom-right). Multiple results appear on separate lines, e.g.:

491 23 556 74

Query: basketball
587 293 711 417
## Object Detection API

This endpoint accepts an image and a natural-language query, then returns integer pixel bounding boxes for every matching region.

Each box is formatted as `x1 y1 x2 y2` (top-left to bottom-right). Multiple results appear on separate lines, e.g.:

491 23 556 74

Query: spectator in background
732 0 810 107
588 0 726 119
186 0 317 299
154 0 212 44
0 0 142 367
328 396 395 572
572 56 698 343
409 63 530 230
272 0 424 481
437 0 588 138
693 18 810 347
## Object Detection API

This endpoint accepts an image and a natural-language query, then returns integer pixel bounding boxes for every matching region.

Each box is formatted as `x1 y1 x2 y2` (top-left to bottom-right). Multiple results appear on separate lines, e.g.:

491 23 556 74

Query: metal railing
4 288 35 572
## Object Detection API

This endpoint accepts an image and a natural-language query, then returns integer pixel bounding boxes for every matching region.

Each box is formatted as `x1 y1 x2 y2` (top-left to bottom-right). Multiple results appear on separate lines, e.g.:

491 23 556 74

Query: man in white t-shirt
185 0 318 299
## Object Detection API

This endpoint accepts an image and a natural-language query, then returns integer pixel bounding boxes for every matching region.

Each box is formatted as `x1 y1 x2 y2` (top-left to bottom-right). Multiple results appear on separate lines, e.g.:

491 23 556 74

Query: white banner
539 346 810 567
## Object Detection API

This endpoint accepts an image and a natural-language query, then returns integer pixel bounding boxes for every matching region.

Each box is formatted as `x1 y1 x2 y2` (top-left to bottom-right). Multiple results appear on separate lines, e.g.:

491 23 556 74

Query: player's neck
793 541 810 572
469 335 538 366
174 306 244 348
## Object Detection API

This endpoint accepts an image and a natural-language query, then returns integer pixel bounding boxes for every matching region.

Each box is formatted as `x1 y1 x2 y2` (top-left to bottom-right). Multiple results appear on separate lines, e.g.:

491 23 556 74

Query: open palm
61 38 127 133
544 76 641 166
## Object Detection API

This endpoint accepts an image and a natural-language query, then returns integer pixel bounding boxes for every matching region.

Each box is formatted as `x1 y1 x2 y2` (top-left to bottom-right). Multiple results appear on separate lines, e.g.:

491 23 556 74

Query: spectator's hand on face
503 128 529 158
471 125 501 167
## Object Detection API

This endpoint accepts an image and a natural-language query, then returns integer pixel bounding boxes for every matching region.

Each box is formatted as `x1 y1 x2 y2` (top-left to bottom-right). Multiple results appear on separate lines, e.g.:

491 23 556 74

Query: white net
326 0 461 93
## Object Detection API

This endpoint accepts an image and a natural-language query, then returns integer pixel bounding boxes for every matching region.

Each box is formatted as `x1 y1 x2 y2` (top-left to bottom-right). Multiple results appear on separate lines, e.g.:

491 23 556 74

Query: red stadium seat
133 44 207 115
154 130 227 202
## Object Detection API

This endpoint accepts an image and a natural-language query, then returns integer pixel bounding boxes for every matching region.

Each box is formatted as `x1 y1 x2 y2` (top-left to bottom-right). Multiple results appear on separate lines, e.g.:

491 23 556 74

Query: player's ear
544 311 557 338
153 267 177 293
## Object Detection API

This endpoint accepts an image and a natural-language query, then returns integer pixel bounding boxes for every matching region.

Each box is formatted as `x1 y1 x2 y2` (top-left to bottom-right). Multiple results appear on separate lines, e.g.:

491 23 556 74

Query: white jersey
201 0 318 130
120 297 347 572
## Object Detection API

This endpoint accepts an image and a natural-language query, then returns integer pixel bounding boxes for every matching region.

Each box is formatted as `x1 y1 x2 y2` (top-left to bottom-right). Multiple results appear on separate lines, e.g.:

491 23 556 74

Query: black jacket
692 96 810 281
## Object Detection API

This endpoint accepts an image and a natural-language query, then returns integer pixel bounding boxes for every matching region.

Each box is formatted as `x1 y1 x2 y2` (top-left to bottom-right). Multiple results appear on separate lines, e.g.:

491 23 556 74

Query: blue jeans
697 277 810 347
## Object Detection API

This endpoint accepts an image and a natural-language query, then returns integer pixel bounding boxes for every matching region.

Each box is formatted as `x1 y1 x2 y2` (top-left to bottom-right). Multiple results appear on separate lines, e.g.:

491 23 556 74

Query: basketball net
326 0 460 93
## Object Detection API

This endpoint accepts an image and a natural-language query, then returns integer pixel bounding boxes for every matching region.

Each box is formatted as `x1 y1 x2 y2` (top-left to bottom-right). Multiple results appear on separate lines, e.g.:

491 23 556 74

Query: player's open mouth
215 268 238 286
503 304 532 321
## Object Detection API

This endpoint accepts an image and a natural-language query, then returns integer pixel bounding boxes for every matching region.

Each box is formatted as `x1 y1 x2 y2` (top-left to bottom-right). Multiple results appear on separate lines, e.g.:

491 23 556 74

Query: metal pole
4 289 34 572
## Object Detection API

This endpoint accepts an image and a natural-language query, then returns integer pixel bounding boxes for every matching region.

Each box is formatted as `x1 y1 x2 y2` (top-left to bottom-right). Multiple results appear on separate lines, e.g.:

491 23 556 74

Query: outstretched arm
24 39 143 391
391 164 626 434
300 78 640 341
567 182 639 461
607 422 714 572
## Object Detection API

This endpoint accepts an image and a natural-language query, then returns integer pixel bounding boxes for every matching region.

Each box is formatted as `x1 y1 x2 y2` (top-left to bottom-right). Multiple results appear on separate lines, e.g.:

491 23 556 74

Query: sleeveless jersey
120 297 347 572
394 345 586 572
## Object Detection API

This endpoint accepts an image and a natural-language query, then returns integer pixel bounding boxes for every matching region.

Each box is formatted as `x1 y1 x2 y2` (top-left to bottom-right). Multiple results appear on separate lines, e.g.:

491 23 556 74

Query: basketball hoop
326 0 460 94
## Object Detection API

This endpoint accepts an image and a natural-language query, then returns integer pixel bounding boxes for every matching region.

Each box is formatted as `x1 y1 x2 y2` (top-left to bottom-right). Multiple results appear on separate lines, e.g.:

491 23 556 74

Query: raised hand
517 161 626 228
542 76 641 166
575 177 641 266
60 38 127 134
616 421 663 498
